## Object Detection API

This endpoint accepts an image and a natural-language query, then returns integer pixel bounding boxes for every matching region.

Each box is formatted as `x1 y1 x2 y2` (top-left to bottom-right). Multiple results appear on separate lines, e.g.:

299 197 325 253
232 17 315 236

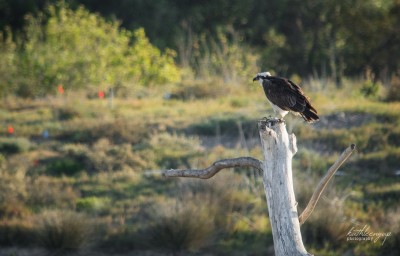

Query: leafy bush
360 80 381 98
5 2 181 97
36 210 93 252
0 137 31 155
130 28 181 86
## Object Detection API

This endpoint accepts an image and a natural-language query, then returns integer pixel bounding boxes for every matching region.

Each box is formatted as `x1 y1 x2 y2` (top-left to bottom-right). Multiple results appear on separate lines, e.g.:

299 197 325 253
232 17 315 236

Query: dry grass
0 77 399 254
36 209 93 253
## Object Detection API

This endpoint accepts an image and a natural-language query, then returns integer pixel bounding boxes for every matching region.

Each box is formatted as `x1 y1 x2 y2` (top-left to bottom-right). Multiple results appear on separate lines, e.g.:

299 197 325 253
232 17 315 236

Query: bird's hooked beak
252 75 260 82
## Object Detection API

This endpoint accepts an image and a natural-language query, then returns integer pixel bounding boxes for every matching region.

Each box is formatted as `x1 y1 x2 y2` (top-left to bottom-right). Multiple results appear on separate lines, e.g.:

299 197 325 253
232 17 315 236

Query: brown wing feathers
263 76 319 123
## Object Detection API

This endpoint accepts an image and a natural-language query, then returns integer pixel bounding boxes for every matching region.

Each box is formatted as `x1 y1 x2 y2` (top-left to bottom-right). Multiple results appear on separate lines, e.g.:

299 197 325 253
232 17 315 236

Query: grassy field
0 78 399 255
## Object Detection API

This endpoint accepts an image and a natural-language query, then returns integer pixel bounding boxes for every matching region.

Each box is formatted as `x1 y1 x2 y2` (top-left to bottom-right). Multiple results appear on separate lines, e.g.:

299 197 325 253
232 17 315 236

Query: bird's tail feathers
301 108 319 123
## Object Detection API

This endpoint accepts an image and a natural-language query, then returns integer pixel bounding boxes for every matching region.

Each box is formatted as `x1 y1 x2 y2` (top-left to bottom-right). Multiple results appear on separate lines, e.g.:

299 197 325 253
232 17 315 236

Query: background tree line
0 0 399 96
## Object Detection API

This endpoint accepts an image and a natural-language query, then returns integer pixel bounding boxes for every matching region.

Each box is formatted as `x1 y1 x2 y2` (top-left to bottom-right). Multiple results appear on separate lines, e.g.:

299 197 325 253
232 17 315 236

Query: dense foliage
0 2 180 97
0 0 399 81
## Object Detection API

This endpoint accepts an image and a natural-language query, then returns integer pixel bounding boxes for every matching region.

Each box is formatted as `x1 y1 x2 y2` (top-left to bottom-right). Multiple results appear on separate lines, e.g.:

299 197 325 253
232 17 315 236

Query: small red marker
7 125 14 135
98 90 105 99
58 84 64 94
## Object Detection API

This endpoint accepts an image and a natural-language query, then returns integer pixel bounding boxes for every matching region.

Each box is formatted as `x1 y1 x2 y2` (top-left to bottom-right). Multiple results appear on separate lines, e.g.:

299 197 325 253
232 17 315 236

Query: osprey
253 72 319 123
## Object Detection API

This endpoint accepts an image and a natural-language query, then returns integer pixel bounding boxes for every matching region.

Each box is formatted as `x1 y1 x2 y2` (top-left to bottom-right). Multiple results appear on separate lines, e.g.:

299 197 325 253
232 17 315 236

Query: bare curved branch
163 157 263 179
299 144 356 225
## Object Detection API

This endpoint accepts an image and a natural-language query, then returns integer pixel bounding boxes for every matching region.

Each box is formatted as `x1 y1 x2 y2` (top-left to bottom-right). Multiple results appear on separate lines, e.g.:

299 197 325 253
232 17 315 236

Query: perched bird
253 72 319 123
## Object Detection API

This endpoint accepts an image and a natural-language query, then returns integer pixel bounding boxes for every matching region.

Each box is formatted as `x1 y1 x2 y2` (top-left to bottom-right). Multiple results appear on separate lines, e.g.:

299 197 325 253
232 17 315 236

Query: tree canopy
0 0 399 96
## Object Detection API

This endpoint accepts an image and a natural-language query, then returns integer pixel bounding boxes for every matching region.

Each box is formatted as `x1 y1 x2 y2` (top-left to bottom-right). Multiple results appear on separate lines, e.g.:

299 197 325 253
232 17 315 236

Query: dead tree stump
164 118 355 256
259 119 309 255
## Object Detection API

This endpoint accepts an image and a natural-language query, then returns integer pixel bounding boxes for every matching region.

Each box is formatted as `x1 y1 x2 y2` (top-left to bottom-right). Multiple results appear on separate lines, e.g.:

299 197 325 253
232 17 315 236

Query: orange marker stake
58 84 64 94
98 90 105 99
7 125 14 135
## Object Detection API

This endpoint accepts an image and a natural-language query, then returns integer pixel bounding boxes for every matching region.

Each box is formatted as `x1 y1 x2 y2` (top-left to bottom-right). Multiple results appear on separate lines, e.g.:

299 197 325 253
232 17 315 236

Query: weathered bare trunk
164 118 355 255
259 119 309 256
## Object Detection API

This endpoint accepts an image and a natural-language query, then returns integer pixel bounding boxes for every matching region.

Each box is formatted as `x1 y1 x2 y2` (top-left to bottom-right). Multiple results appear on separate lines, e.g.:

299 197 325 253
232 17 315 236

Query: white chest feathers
268 101 289 118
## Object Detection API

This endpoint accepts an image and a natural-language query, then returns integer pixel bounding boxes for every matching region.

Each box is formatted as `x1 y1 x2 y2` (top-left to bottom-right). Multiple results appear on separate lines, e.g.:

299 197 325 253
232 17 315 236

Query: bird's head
253 72 271 84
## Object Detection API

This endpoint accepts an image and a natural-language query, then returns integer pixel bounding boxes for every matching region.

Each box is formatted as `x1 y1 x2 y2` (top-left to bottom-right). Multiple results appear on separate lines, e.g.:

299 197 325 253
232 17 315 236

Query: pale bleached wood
163 117 354 256
259 119 311 256
163 157 263 179
298 144 356 225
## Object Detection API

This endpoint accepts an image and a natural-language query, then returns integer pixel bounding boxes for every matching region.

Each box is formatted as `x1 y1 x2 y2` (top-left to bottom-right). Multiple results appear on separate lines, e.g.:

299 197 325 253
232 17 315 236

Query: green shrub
130 28 181 86
46 157 85 176
0 137 31 155
36 210 93 252
8 2 181 97
76 196 111 214
360 80 380 98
